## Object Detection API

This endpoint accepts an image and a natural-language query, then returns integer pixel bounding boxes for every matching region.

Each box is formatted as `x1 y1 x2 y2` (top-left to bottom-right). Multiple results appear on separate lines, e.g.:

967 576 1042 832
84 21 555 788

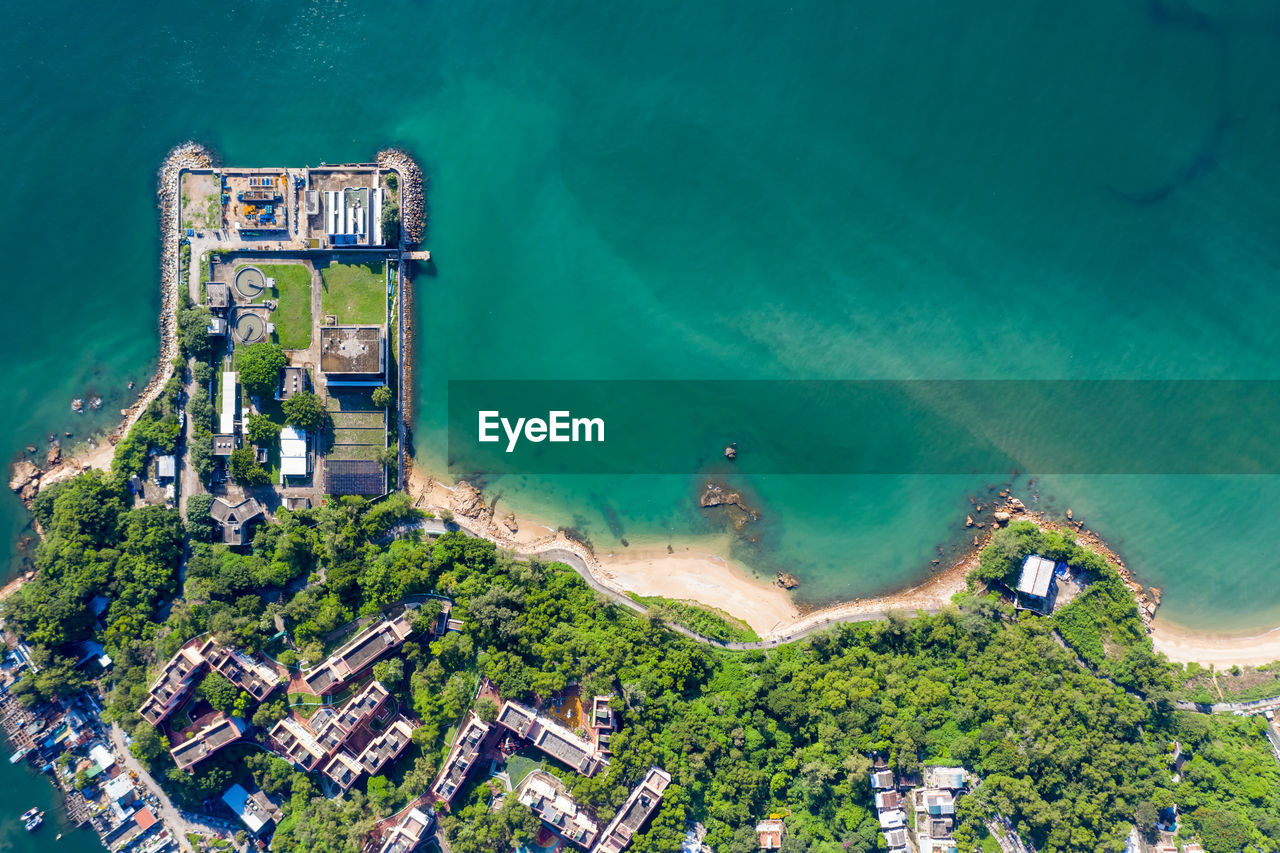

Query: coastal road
381 520 1280 712
381 519 940 651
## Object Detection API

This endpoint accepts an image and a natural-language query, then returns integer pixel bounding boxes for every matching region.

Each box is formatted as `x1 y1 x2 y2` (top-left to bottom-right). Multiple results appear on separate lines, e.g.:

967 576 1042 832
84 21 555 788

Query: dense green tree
186 494 216 542
371 385 393 408
198 672 241 714
282 391 325 431
193 361 214 386
177 307 213 359
380 202 400 246
247 413 281 446
238 342 287 398
229 447 269 486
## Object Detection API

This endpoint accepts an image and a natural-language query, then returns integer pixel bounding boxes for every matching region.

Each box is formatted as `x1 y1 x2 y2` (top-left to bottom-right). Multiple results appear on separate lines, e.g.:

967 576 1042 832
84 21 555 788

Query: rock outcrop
776 571 800 589
9 461 41 503
452 482 490 520
699 480 759 532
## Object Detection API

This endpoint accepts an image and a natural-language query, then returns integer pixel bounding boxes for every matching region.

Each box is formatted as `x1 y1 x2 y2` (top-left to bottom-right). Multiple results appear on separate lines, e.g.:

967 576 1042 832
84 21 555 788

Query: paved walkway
107 723 195 853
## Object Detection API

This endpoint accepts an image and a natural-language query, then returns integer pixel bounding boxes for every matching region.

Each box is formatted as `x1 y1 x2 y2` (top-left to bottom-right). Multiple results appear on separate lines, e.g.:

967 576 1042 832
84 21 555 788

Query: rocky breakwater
377 148 426 243
9 142 214 507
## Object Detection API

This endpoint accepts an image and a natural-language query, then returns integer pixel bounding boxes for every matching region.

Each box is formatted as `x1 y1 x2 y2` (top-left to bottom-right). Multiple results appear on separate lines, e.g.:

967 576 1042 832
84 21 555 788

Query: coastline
9 142 214 502
1151 621 1280 667
408 464 1280 666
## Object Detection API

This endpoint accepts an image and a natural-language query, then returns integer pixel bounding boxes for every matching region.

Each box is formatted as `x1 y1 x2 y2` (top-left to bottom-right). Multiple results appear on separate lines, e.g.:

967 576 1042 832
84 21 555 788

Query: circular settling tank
234 265 266 299
234 312 267 344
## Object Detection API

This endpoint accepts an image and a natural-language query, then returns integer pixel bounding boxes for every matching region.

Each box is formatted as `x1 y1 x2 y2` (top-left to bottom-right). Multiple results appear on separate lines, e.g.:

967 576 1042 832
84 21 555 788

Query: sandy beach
1151 620 1280 667
595 546 801 635
406 464 1280 665
407 464 974 639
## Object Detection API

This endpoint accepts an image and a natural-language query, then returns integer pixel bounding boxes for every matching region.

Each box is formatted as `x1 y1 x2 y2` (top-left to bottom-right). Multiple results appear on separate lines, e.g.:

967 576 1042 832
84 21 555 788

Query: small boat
20 808 39 821
10 747 31 764
56 832 63 840
24 810 44 831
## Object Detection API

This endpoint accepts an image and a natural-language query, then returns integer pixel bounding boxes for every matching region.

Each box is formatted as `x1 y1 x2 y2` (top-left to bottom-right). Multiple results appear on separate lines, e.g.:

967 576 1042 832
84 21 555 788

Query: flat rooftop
320 325 384 375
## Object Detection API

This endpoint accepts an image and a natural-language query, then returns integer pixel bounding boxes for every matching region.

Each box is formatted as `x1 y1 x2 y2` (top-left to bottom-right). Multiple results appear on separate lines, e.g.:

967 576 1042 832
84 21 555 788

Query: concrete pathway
107 723 195 853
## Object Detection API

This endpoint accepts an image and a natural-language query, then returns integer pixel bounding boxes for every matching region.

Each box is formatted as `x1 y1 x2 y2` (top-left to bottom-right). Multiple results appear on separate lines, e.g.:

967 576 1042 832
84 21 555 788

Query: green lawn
260 264 313 349
320 260 386 325
328 443 382 462
330 410 384 429
332 426 384 445
502 751 546 789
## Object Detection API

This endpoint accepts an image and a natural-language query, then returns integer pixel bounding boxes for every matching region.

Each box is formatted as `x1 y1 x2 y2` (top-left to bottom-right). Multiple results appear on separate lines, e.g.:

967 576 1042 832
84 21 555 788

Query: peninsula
0 148 1277 853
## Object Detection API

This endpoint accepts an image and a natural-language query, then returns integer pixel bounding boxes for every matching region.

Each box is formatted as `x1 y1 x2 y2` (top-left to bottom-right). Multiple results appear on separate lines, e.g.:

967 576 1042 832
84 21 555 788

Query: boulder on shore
776 571 800 589
46 444 60 466
452 482 488 519
502 512 518 534
9 461 41 502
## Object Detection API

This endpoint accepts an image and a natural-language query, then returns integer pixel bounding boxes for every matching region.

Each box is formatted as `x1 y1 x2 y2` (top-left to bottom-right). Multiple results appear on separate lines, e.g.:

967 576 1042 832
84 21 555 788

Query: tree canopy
238 343 287 398
282 391 325 431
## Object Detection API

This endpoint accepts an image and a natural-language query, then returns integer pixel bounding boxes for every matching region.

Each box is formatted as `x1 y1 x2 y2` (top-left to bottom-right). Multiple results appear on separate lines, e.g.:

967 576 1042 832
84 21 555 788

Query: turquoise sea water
0 0 1279 725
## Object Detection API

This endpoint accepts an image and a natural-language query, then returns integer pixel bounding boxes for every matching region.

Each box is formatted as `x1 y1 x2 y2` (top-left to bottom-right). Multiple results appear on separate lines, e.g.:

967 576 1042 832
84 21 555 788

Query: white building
280 425 309 481
220 373 238 435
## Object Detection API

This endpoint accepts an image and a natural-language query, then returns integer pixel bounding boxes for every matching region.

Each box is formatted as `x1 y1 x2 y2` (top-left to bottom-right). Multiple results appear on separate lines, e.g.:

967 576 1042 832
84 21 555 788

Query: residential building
221 784 282 837
322 751 364 793
590 767 671 853
882 828 910 851
496 699 606 776
269 717 328 771
921 790 955 816
755 819 785 850
1015 554 1057 613
874 791 902 811
923 766 967 790
171 716 247 772
138 646 206 726
209 497 264 547
302 611 415 695
870 770 895 789
376 808 434 853
212 433 235 457
517 770 598 848
430 715 491 803
202 641 280 701
156 456 175 481
356 717 415 775
590 694 615 758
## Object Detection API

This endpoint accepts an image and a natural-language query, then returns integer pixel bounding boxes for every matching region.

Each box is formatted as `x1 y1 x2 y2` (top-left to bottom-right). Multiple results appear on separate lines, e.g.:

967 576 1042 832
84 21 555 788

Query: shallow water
0 0 1278 690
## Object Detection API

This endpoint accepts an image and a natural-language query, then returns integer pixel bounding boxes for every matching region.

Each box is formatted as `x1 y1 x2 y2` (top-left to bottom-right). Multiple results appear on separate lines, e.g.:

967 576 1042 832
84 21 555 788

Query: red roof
134 808 158 830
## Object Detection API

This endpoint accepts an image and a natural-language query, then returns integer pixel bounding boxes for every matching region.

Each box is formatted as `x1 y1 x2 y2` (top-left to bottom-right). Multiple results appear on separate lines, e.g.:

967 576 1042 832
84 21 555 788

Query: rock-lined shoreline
9 142 213 504
377 148 425 243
